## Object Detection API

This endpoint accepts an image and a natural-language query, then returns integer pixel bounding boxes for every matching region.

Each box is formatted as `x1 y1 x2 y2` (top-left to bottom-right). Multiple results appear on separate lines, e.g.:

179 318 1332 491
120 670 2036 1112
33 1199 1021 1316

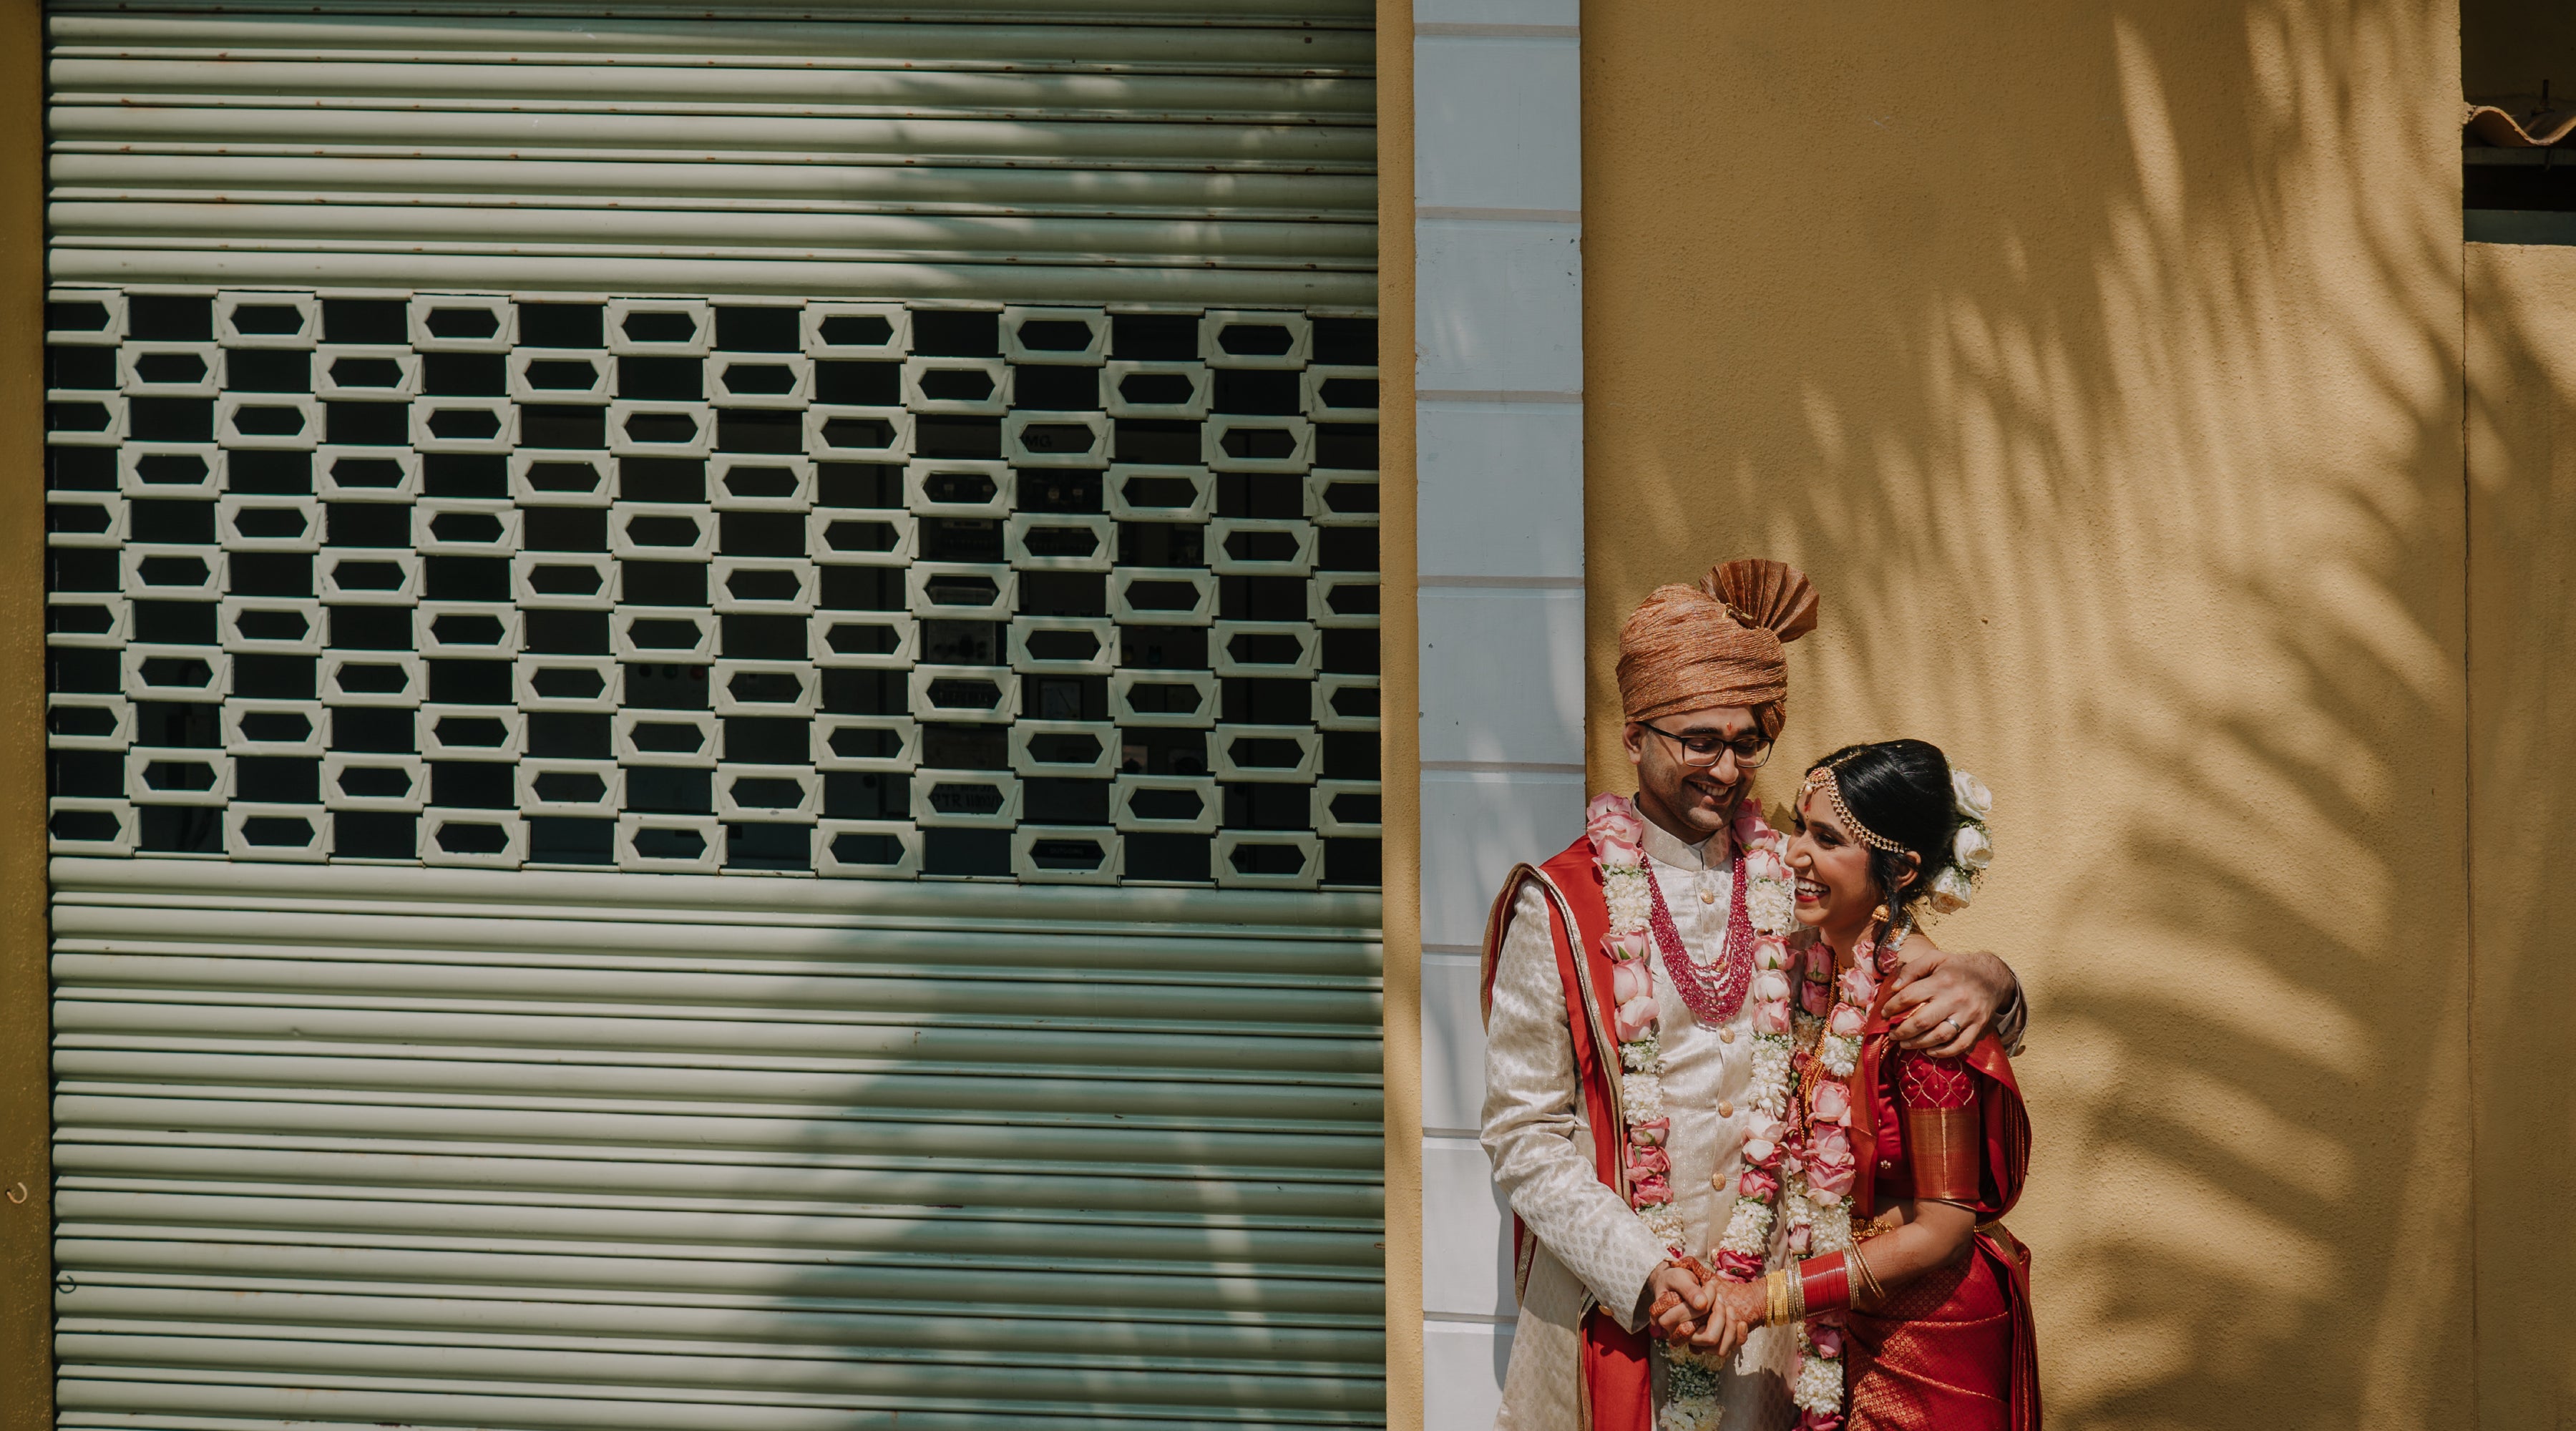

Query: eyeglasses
1636 721 1773 771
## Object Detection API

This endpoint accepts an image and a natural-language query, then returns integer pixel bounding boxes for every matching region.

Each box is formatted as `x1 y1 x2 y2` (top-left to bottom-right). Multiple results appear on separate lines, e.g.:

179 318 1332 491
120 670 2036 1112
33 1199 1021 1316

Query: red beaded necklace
1641 842 1754 1025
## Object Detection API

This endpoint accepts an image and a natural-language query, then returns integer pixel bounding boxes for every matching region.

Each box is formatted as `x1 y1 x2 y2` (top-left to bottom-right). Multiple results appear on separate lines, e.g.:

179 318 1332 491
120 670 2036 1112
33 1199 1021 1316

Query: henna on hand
1645 1261 1712 1343
1652 1299 1702 1343
1885 947 2016 1054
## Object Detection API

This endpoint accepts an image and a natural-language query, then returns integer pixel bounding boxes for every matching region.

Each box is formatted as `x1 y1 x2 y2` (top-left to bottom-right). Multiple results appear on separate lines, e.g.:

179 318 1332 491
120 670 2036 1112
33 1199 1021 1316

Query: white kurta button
1719 1027 1735 1044
1700 890 1717 904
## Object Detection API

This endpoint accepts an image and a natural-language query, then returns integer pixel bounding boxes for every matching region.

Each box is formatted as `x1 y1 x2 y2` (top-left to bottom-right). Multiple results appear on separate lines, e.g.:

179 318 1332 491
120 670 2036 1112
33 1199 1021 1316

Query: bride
1662 738 2037 1430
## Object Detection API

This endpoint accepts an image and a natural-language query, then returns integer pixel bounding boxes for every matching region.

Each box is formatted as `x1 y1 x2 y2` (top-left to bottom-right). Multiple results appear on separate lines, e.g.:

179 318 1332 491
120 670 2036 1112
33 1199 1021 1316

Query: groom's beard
1681 769 1749 823
1639 767 1748 843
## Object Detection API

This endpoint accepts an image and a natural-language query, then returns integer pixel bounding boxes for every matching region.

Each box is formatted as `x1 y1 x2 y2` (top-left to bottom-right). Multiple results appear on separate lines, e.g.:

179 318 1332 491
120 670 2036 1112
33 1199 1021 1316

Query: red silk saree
1840 1012 2039 1431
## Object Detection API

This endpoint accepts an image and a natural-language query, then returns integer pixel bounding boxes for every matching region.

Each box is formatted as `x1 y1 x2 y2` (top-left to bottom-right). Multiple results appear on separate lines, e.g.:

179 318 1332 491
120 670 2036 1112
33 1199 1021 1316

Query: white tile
1420 767 1584 949
1422 954 1488 1134
1423 1138 1515 1317
1415 37 1581 213
1416 0 1577 26
1420 586 1584 765
1418 399 1582 581
1418 220 1583 396
1424 1318 1513 1431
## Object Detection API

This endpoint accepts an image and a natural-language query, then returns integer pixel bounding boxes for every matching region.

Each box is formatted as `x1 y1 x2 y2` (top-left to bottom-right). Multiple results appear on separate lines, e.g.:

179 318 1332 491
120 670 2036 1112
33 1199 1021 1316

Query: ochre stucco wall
2465 242 2576 1430
1580 3 2473 1425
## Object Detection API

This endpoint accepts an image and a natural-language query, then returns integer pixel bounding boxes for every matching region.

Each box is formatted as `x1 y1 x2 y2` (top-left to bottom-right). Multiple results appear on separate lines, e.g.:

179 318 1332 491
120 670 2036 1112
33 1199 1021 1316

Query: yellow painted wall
1581 1 2475 1425
2464 242 2576 1430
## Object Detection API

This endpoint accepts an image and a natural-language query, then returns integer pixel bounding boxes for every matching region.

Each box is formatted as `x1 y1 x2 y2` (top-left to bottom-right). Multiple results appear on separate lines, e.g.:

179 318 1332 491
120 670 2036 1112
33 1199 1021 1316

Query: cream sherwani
1481 811 1797 1430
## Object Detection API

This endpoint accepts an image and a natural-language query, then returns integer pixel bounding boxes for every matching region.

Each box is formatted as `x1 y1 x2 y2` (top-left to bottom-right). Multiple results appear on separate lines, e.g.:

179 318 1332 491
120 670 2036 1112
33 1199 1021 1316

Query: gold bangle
1847 1245 1886 1310
1786 1267 1807 1324
1764 1270 1788 1327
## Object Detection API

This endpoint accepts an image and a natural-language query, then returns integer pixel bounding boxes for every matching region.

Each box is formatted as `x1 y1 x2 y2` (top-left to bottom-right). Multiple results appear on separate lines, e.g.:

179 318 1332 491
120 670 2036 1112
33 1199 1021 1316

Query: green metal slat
51 861 1387 1424
42 7 1377 301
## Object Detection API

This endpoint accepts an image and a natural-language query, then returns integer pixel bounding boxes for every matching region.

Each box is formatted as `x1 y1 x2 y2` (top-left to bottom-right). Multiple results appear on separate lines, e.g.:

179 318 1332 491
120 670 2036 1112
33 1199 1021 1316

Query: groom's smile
1624 702 1769 844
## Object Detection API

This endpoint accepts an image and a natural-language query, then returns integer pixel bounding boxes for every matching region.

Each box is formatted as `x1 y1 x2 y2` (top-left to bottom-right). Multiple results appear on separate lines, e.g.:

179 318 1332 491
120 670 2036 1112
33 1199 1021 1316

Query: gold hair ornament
1800 763 1909 856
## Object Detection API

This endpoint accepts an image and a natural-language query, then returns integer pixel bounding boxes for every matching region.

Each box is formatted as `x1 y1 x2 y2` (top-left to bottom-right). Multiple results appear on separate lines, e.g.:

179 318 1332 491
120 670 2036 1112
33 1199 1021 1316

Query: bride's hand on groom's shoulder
1880 946 2017 1058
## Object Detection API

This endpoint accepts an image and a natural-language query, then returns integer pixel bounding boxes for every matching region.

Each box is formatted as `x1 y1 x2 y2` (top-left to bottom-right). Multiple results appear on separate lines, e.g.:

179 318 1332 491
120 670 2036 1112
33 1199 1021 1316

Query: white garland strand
1728 894 1886 1427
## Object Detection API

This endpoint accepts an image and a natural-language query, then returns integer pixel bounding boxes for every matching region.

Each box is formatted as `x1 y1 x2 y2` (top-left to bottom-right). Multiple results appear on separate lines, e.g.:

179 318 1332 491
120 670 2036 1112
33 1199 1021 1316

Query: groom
1478 559 2025 1430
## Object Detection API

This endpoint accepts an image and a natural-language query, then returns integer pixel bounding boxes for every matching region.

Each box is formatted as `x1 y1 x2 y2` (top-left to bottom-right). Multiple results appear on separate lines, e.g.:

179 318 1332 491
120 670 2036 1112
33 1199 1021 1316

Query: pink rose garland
1782 927 1889 1430
1582 794 1681 1244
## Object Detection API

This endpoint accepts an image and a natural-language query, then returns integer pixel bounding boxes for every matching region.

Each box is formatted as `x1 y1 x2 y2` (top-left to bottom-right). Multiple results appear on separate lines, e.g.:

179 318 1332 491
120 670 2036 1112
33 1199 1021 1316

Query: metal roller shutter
41 2 1382 1425
44 4 1376 304
51 859 1385 1426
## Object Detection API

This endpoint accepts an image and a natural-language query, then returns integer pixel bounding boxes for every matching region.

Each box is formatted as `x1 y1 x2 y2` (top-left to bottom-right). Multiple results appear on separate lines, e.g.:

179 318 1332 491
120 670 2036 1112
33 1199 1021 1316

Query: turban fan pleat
1616 558 1818 725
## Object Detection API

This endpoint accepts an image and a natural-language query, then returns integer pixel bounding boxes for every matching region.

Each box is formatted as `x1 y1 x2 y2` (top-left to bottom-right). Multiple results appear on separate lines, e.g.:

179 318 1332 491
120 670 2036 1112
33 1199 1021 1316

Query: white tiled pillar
1413 4 1583 1425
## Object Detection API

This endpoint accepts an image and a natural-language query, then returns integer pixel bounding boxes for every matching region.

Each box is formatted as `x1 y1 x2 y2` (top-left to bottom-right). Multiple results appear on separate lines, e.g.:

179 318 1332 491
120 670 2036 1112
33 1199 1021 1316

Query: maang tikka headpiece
1800 763 1908 856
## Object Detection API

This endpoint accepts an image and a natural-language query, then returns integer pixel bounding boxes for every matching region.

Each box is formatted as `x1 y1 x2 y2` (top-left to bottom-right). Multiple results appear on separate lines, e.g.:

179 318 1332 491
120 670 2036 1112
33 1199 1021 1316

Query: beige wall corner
1378 0 1423 1425
0 0 49 1420
2464 240 2576 1431
1580 1 2469 1425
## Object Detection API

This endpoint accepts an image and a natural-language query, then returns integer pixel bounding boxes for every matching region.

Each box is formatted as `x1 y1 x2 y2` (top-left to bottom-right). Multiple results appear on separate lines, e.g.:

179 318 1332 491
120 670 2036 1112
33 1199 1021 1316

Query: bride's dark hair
1806 738 1960 924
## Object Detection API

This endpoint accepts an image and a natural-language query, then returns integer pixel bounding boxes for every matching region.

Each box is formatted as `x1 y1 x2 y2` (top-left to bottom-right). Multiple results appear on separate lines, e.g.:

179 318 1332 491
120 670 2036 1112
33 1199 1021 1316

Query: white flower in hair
1951 768 1993 822
1927 864 1975 914
1953 823 1993 873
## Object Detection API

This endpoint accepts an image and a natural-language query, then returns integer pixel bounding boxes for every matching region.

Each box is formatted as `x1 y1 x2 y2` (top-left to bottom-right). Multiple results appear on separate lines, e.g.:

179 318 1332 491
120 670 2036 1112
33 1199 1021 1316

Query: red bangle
1796 1253 1852 1317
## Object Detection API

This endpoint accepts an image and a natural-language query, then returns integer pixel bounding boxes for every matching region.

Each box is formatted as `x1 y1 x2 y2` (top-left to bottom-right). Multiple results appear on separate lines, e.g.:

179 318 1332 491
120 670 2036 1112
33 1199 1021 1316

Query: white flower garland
1585 794 1800 1431
1726 886 1884 1428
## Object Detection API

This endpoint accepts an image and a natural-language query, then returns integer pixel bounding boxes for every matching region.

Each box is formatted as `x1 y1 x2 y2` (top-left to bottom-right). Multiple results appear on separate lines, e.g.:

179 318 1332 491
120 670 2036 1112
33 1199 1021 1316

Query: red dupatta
1845 1002 2039 1431
1480 834 1655 1431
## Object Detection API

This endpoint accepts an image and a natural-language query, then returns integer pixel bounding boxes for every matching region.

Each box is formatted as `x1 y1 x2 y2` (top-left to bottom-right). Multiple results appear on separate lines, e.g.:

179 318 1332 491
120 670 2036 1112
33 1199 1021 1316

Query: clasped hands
1642 1256 1767 1359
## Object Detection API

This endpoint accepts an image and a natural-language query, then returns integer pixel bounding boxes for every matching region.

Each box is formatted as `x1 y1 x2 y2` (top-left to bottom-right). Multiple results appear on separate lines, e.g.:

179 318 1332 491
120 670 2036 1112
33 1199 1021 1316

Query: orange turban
1616 559 1820 725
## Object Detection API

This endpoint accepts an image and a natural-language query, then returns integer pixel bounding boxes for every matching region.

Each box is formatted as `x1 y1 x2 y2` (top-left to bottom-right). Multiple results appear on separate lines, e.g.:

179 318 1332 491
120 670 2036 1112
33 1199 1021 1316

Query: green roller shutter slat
42 5 1379 303
52 859 1387 1426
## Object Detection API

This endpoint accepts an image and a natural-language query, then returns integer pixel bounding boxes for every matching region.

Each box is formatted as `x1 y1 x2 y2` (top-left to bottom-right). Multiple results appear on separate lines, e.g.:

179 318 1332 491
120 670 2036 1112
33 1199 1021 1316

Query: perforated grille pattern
43 289 1382 888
